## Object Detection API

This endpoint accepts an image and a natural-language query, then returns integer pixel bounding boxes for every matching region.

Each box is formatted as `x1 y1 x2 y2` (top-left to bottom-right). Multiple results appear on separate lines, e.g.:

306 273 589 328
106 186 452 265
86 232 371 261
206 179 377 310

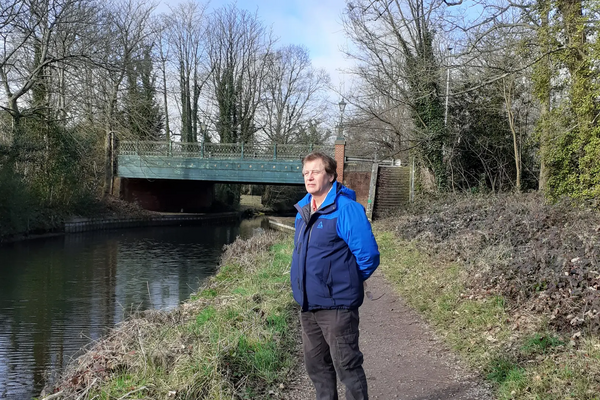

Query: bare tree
154 17 171 141
0 0 98 138
503 77 522 191
206 4 273 144
342 0 448 187
94 0 157 195
163 1 208 143
258 44 330 144
344 89 413 161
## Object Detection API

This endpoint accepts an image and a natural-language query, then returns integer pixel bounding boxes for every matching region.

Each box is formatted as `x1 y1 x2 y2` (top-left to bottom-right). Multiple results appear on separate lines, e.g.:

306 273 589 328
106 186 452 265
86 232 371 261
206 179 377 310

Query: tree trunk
536 3 551 192
162 56 170 141
104 83 120 197
503 78 521 192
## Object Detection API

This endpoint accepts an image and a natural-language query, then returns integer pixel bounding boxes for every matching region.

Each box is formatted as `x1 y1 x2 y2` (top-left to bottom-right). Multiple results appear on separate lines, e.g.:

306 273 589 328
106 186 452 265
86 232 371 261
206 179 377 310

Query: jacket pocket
307 260 331 299
335 333 363 369
325 261 333 289
323 261 334 298
347 257 361 290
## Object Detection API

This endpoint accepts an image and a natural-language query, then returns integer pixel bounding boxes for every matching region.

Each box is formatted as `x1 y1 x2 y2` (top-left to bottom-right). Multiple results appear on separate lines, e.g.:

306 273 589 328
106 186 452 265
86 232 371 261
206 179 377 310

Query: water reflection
0 218 266 399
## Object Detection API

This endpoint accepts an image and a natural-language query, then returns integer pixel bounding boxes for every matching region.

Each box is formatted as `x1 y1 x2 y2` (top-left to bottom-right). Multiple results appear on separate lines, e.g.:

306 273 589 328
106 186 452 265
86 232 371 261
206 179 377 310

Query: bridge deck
118 141 334 184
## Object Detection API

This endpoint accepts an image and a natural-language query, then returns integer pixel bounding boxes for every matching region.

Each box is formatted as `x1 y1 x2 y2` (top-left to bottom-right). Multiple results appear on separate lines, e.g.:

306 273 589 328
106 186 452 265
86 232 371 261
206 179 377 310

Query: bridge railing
119 141 334 161
120 141 170 156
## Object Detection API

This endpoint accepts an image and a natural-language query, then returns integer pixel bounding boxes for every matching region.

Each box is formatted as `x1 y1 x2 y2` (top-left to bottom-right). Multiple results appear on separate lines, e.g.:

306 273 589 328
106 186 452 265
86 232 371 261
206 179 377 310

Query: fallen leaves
390 193 600 335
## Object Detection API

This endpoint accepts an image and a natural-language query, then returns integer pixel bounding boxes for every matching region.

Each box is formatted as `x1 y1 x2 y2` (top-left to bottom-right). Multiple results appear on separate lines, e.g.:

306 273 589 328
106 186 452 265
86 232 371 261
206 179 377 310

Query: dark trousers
300 309 368 400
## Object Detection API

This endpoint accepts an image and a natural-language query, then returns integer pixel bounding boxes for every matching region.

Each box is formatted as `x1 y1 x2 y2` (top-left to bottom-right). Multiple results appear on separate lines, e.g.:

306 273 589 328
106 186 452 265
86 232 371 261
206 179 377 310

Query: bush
0 164 37 237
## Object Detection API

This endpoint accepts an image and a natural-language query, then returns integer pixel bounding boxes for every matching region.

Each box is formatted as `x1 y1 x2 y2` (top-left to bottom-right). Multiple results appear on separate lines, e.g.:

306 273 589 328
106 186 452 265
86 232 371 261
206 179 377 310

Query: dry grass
239 195 264 208
42 231 299 400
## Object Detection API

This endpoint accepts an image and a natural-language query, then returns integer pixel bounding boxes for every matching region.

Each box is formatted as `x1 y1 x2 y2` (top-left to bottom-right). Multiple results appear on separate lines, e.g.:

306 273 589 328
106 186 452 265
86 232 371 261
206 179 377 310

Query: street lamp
337 98 347 140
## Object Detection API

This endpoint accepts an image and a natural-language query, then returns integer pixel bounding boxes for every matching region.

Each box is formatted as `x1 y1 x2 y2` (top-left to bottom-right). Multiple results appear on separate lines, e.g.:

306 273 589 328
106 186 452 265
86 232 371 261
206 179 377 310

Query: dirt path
283 270 494 400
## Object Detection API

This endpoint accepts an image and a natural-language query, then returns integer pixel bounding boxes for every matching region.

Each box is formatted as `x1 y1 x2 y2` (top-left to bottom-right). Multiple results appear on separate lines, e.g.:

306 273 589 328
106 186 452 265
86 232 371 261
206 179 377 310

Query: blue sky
157 0 352 92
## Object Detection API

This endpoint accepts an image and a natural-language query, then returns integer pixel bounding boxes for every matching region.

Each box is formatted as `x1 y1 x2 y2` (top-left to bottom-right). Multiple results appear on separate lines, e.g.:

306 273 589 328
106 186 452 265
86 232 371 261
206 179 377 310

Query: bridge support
119 178 215 213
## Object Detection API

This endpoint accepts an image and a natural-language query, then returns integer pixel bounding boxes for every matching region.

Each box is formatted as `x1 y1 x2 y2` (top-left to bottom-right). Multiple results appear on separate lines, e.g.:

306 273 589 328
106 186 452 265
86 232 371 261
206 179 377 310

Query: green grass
375 230 600 400
79 232 298 400
487 357 525 384
196 306 217 326
376 232 511 365
91 374 149 399
521 333 565 355
195 288 218 299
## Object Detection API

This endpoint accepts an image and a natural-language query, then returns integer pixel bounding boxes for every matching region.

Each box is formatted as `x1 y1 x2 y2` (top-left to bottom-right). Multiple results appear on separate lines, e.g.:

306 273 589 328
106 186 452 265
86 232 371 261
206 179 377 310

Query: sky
157 0 353 95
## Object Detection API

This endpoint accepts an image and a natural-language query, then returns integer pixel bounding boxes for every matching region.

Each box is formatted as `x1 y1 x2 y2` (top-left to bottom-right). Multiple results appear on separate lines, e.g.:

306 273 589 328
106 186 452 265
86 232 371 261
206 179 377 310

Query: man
291 151 380 400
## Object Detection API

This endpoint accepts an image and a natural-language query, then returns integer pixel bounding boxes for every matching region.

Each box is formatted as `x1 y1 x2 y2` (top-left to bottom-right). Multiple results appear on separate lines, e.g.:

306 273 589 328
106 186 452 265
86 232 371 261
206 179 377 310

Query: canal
0 218 267 400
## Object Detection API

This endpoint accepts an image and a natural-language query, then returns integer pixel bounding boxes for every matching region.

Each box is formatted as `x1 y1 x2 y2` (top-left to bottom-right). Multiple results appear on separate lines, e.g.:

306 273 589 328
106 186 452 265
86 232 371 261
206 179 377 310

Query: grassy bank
43 231 298 400
43 193 600 399
375 225 600 399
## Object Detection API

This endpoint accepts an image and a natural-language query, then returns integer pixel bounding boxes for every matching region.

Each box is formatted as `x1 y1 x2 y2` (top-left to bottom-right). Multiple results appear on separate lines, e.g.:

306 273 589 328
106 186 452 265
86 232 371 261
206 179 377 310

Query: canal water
0 218 267 400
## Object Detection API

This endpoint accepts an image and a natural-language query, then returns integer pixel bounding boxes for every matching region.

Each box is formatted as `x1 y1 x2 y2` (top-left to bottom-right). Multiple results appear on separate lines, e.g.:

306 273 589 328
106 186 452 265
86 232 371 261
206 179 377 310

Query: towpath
282 270 494 400
267 216 494 399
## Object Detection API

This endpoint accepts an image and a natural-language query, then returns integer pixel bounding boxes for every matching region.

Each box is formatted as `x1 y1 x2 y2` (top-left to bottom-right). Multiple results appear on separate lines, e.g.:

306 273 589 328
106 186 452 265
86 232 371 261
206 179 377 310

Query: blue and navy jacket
291 182 380 311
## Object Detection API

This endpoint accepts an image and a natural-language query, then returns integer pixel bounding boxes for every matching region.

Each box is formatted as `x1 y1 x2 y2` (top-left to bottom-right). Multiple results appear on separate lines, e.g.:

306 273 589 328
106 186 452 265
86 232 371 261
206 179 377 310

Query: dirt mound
93 196 154 218
389 193 600 334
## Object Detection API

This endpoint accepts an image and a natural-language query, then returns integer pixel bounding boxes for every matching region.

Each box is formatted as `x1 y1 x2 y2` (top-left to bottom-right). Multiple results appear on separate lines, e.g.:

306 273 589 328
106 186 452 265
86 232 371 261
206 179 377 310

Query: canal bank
266 217 295 233
1 211 243 244
39 230 296 400
64 212 242 233
0 218 262 400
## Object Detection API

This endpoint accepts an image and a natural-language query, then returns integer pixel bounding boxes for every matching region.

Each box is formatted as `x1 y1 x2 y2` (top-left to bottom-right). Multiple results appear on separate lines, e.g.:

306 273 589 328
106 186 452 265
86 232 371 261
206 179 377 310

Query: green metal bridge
117 141 334 184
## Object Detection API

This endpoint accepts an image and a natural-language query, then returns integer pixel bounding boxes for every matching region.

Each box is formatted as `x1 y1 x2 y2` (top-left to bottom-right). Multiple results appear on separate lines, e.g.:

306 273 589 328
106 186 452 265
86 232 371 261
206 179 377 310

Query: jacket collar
296 181 342 220
317 181 339 210
298 181 340 208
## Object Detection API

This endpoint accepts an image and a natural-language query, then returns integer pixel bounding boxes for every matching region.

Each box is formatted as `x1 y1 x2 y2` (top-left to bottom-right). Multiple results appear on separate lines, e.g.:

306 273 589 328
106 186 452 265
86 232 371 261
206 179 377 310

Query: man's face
302 158 334 198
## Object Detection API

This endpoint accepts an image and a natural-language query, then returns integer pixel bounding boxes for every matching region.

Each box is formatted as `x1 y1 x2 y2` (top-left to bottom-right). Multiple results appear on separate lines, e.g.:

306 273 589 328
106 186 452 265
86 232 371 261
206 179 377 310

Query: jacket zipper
308 223 315 245
296 223 306 254
297 220 309 309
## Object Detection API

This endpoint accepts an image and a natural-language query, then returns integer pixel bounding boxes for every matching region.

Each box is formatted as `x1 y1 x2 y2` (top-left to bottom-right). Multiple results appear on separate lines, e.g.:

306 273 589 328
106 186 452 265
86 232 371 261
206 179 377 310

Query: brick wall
334 139 345 183
343 162 373 208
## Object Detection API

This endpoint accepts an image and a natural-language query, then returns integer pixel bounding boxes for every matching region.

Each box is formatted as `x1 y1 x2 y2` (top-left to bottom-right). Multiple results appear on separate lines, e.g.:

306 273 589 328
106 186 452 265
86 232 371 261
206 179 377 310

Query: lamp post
337 98 347 140
334 98 347 183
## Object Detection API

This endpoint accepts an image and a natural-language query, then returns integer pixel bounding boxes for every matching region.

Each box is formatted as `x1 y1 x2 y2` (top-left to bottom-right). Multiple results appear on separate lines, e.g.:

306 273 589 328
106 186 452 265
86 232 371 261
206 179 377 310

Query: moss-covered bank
0 196 153 243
